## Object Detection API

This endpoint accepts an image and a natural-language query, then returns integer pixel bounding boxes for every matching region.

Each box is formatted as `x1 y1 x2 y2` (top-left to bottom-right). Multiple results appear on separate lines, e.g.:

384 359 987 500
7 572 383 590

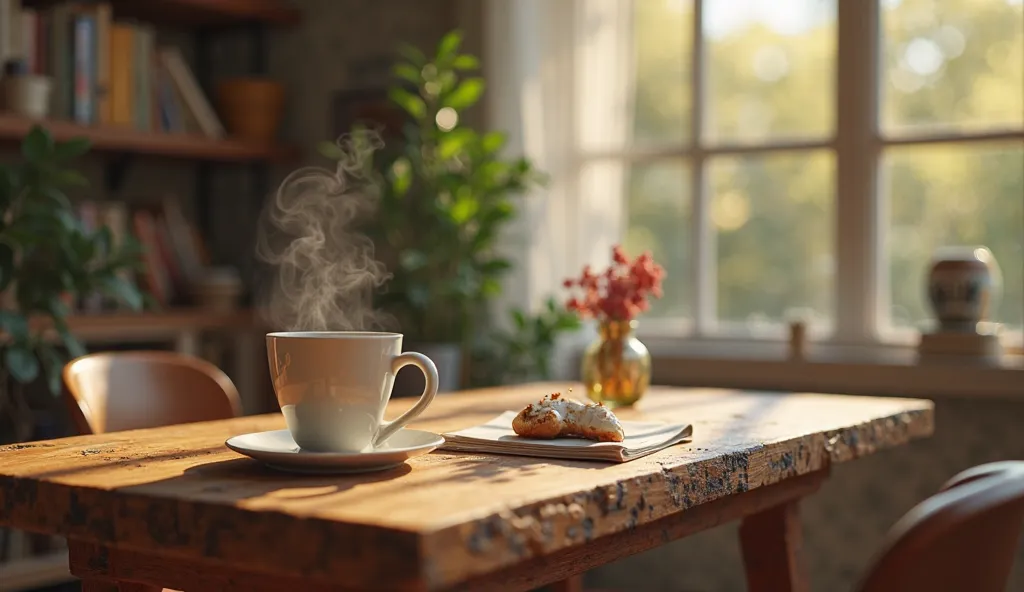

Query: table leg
739 500 809 592
550 575 584 592
80 581 118 592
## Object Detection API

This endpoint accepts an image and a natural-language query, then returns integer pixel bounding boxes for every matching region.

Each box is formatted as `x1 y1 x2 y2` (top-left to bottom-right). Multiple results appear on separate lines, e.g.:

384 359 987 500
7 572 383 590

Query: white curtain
484 0 635 329
574 0 636 268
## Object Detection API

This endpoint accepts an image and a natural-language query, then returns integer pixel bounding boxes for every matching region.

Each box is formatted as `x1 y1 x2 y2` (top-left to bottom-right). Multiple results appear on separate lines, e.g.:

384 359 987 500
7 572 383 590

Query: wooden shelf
0 114 298 164
24 0 300 27
25 308 261 343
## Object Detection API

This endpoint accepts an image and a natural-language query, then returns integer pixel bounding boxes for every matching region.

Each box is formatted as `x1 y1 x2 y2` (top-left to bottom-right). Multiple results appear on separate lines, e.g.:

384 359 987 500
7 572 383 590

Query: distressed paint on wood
0 384 933 590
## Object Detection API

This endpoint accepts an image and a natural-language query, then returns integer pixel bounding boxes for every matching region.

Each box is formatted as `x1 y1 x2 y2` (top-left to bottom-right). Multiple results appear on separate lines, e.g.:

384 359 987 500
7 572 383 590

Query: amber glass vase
580 319 651 407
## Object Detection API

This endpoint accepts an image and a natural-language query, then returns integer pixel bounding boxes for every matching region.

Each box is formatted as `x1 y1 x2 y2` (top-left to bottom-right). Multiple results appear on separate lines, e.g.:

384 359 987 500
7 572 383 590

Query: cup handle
372 351 439 448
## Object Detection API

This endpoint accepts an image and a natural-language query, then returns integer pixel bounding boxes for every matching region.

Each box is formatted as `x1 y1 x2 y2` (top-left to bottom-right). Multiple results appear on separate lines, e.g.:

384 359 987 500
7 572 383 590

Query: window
575 0 1023 346
485 0 1023 350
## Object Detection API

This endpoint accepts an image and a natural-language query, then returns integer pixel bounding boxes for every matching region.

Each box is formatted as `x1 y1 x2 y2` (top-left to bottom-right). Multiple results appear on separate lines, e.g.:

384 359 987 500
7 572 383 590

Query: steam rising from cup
256 131 393 332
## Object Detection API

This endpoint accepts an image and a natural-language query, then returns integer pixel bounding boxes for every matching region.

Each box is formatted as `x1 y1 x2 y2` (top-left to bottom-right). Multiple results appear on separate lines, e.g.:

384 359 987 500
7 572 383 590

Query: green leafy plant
320 30 544 346
469 297 581 388
0 126 145 395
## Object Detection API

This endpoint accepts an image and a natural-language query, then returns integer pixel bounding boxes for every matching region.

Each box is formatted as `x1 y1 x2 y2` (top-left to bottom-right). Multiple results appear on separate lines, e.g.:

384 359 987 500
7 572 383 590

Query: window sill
640 337 1023 400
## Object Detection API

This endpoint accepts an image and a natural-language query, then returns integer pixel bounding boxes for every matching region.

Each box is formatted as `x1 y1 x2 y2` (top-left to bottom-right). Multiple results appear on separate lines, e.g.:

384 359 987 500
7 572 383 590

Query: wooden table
0 384 933 591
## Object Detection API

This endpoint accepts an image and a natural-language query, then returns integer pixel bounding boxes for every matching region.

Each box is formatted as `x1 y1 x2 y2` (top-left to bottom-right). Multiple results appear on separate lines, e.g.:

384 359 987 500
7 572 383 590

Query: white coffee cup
266 331 439 452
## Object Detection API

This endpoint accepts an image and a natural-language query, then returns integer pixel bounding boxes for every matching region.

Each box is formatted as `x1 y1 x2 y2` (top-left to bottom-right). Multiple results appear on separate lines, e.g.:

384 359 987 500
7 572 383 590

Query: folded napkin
441 410 693 463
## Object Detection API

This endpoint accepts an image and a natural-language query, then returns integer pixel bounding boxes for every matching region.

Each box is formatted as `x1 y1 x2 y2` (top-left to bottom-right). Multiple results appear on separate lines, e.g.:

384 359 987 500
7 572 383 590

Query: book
94 2 111 124
132 208 171 306
108 23 133 126
161 196 203 287
133 25 153 131
71 12 95 124
48 4 72 119
21 8 36 74
159 46 225 138
441 411 693 463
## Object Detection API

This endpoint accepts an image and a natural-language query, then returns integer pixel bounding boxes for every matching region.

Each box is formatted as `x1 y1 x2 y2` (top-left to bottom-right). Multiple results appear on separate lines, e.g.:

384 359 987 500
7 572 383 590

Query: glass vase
580 319 651 407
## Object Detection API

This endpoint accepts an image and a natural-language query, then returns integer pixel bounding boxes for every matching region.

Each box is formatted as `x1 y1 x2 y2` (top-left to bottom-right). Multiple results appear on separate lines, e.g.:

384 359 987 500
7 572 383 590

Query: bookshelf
0 1 298 583
35 308 258 340
0 113 298 162
23 0 301 27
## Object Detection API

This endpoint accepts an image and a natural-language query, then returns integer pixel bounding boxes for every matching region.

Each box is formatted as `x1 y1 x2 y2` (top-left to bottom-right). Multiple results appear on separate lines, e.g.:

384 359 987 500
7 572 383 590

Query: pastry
512 392 625 442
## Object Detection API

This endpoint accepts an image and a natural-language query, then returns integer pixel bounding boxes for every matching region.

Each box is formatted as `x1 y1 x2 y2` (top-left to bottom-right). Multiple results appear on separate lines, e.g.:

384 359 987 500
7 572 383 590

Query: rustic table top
0 383 933 590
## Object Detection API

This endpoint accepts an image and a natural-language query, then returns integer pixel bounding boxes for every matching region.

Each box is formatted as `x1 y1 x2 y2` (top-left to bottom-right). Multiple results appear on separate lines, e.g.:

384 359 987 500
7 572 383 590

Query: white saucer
225 428 444 474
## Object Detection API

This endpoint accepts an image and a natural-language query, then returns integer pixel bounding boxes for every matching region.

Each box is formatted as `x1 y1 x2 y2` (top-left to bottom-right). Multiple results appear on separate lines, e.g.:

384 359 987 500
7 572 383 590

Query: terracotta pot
216 78 284 142
926 246 1002 332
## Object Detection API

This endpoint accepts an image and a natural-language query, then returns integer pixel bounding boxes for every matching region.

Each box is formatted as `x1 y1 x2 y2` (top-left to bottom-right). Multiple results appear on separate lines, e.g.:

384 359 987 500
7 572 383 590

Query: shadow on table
164 455 415 499
116 448 602 506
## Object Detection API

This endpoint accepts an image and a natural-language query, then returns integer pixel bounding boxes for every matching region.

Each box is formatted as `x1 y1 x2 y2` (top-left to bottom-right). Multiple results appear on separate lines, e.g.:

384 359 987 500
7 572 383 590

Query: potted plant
468 297 581 388
0 126 145 444
322 31 543 393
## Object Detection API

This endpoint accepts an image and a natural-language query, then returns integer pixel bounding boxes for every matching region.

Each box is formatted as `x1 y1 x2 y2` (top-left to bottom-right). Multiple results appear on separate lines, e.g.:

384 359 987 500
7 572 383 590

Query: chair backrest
63 351 242 435
857 461 1024 592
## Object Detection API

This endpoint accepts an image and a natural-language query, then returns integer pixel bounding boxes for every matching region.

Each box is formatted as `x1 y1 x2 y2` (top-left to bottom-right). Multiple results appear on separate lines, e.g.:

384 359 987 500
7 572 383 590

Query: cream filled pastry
512 392 625 442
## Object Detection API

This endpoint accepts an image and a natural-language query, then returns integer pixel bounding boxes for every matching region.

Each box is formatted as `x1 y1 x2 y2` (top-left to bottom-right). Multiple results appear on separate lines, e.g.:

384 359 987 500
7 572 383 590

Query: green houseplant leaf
5 346 39 384
443 78 485 112
389 88 427 120
21 126 54 164
436 30 463 63
53 137 91 161
452 54 480 70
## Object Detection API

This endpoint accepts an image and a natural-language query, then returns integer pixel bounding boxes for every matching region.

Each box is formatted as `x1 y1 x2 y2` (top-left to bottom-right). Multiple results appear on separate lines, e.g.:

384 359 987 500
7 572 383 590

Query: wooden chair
63 351 242 435
62 351 242 591
857 461 1024 592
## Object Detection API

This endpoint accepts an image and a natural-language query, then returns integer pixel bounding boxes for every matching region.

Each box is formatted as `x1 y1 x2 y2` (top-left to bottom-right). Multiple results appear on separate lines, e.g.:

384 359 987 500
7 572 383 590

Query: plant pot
216 77 284 142
392 342 461 398
2 75 52 119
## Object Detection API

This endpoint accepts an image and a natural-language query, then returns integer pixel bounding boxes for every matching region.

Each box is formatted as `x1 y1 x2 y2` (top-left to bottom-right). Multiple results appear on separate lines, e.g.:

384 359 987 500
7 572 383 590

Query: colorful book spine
20 9 36 73
133 26 153 131
94 2 111 124
109 23 133 126
49 4 72 120
72 13 95 125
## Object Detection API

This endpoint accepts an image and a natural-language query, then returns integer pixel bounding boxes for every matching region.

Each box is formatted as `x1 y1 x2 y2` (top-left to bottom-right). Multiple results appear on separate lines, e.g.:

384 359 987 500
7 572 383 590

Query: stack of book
0 0 225 138
76 197 209 312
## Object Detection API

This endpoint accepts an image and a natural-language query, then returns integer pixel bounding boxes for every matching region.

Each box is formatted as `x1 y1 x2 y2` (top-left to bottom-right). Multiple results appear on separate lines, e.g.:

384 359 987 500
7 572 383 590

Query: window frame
574 0 1024 348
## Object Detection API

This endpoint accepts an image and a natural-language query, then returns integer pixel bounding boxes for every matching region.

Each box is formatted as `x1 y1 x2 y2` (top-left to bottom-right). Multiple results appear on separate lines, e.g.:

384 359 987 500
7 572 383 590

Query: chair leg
739 500 809 592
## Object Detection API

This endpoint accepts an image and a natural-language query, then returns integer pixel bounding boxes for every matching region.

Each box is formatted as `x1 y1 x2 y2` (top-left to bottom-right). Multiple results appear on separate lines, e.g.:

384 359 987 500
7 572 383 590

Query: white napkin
441 410 693 463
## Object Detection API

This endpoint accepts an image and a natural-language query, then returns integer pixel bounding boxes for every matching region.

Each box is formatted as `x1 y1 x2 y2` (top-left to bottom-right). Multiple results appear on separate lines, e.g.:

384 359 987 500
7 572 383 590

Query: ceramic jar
926 246 1001 332
2 75 52 119
580 319 651 407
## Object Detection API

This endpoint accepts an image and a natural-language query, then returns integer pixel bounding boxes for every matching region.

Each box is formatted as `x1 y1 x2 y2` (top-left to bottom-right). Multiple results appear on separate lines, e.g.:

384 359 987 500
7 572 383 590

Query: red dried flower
562 244 665 322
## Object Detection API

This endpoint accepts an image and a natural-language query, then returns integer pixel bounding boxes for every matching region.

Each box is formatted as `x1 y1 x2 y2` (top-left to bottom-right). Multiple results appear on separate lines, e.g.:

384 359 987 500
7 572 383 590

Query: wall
587 396 1024 591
